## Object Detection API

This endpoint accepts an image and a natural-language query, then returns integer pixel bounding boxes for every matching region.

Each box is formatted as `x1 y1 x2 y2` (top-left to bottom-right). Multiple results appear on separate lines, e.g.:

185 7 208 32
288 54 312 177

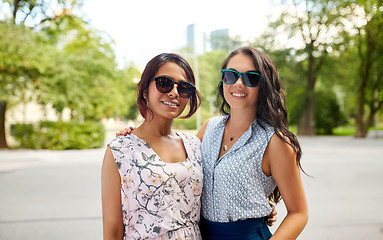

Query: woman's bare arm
264 135 308 239
101 147 124 240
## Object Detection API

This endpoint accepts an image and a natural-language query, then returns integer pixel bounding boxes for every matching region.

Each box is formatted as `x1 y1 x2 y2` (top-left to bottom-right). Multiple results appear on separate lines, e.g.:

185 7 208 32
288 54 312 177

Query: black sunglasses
221 69 262 87
153 76 196 98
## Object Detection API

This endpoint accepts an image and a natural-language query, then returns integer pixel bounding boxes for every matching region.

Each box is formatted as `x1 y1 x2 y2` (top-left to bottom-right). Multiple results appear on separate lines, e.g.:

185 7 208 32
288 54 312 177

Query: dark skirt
200 216 272 240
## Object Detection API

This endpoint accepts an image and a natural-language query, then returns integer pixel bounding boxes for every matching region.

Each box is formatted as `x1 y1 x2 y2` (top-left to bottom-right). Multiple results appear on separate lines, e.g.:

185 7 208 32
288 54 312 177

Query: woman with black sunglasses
101 53 203 239
197 46 308 239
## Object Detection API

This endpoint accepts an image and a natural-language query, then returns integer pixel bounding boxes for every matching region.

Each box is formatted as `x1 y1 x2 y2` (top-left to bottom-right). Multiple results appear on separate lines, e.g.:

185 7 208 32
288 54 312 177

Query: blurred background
0 0 382 150
0 0 383 239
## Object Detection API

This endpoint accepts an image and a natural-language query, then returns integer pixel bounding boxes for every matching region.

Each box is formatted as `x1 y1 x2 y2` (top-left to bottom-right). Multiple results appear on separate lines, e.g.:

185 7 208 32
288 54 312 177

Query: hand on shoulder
116 126 135 137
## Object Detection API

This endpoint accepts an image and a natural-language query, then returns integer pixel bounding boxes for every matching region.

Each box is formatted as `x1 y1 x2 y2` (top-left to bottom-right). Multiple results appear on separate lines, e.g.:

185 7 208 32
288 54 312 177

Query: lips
161 101 180 107
231 92 248 98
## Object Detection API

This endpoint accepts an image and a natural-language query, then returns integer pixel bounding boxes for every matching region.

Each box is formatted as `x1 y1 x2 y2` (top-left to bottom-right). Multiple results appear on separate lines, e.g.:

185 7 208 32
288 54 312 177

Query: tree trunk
297 41 316 136
355 25 372 138
12 0 21 24
0 100 8 149
297 95 315 136
355 74 367 137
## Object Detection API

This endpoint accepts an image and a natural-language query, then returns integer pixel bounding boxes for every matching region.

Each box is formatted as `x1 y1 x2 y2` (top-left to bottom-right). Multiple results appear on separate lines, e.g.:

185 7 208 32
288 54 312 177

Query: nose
168 83 180 98
233 76 245 87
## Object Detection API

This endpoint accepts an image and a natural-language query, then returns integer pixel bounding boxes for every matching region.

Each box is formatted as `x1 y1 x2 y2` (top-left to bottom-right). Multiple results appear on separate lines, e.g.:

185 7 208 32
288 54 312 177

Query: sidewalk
1 134 383 239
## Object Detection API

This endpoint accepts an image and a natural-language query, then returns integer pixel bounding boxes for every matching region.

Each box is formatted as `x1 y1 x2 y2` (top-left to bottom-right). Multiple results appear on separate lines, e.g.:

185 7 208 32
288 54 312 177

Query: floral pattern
109 131 203 240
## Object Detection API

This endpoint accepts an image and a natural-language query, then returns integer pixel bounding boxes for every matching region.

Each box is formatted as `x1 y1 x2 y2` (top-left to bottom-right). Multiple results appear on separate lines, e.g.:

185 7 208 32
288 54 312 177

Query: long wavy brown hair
218 46 303 203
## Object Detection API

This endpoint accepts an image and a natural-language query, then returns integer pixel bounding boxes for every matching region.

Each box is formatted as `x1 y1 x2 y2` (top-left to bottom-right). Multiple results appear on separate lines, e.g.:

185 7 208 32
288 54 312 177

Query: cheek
180 97 189 107
222 85 231 98
147 84 160 99
250 88 260 102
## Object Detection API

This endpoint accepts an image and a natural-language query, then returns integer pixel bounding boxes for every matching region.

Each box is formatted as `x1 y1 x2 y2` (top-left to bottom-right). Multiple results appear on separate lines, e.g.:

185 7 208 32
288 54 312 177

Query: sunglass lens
222 71 238 84
156 77 173 93
178 82 195 98
243 73 261 87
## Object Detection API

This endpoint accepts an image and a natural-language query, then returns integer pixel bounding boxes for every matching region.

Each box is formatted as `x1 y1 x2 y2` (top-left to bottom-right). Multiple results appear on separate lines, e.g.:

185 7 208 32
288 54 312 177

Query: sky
81 0 276 68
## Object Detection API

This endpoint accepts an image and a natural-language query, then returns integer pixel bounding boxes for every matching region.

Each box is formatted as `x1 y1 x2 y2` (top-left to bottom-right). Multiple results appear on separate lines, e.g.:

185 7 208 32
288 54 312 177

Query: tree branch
12 0 21 24
22 3 36 23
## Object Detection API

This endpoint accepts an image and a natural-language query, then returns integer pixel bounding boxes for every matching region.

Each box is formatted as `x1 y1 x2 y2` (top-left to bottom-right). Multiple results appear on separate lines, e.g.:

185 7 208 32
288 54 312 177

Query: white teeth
163 101 177 107
232 93 247 97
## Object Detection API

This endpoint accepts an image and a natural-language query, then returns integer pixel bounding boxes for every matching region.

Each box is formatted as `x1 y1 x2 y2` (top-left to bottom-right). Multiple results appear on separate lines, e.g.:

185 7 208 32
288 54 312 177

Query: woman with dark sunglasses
101 53 203 239
197 46 308 239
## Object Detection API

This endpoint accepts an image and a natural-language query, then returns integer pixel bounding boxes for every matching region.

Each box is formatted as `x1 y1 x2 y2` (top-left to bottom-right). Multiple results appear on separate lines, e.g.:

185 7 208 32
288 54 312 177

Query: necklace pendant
230 137 234 141
223 144 228 151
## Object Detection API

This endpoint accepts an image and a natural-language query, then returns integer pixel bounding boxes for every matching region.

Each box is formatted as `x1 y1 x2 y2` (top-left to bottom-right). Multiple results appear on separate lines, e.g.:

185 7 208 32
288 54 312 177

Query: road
0 134 382 239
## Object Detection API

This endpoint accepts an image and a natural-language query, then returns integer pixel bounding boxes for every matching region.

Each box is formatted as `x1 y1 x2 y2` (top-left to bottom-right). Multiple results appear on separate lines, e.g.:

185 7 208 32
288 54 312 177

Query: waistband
200 216 269 235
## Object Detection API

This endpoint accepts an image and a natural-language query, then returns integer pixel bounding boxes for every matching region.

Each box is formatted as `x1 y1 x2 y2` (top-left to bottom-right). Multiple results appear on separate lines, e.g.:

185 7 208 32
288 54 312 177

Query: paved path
0 135 382 239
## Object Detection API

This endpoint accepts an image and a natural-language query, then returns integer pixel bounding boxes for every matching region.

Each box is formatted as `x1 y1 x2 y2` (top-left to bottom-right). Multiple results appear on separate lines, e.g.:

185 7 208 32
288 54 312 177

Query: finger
269 203 277 216
267 216 277 226
270 203 275 210
270 210 277 217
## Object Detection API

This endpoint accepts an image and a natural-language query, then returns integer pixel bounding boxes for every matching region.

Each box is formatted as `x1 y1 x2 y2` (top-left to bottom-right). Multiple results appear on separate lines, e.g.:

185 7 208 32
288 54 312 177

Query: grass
290 125 383 136
332 126 355 136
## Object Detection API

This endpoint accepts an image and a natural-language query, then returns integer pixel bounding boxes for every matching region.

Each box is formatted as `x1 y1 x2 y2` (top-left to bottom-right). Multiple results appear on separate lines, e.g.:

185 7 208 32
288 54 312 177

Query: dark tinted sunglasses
221 69 262 87
154 76 196 98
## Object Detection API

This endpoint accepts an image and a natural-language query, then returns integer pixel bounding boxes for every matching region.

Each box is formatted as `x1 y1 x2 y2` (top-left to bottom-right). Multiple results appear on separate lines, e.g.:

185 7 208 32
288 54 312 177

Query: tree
0 22 48 148
263 0 347 135
0 0 129 148
112 64 141 120
36 16 120 121
0 0 81 148
344 0 383 137
3 0 82 27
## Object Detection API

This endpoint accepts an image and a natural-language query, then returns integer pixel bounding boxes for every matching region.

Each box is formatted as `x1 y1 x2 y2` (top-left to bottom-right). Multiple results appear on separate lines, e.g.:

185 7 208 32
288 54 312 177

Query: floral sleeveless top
109 131 203 240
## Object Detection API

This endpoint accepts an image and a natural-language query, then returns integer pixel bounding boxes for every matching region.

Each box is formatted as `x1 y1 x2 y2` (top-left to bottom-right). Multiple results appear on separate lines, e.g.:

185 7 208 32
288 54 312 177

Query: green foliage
112 64 141 120
1 0 140 123
12 121 105 150
315 90 347 134
173 106 216 130
0 22 48 106
2 0 83 26
34 16 121 120
197 50 228 118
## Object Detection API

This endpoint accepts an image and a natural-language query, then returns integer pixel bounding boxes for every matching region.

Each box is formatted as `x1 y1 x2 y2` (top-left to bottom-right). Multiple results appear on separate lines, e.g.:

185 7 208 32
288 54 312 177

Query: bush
315 91 347 134
12 121 105 150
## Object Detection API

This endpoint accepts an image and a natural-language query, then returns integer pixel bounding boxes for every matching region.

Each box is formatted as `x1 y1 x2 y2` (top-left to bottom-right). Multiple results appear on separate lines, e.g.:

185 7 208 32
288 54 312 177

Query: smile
162 101 179 107
232 93 248 97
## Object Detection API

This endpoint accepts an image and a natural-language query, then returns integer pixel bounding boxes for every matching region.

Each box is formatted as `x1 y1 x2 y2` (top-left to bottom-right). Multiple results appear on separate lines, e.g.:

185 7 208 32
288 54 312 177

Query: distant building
210 28 232 51
186 24 207 55
186 24 238 54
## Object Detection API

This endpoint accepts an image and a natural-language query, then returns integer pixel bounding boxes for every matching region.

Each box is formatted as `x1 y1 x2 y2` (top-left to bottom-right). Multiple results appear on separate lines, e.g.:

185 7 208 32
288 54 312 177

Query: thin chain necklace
222 124 247 151
222 127 234 151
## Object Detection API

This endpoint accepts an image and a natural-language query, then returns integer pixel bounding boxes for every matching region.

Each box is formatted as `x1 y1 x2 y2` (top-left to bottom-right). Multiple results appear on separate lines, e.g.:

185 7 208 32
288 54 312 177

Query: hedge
12 121 105 150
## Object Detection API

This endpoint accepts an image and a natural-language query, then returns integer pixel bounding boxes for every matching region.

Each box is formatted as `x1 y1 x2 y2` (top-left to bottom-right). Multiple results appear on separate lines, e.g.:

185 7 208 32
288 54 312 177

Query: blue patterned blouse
201 115 276 222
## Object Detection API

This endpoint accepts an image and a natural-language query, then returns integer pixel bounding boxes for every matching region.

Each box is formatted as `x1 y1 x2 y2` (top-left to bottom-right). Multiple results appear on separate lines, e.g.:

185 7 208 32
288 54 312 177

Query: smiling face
223 53 259 114
145 62 190 120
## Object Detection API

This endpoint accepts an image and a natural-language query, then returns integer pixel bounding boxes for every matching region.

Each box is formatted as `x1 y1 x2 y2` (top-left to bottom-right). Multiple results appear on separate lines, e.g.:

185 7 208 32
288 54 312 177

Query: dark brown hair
218 46 303 203
137 53 201 119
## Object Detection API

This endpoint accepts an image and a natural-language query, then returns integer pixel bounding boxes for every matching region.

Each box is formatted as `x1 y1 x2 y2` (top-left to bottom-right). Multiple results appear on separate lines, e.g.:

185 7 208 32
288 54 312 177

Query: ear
143 90 148 99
